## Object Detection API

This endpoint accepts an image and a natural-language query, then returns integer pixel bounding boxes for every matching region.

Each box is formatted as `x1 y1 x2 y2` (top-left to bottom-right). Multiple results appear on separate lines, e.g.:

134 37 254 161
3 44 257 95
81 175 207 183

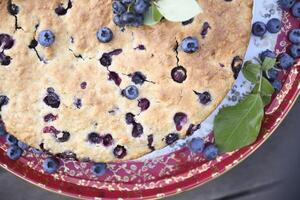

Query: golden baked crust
0 0 253 162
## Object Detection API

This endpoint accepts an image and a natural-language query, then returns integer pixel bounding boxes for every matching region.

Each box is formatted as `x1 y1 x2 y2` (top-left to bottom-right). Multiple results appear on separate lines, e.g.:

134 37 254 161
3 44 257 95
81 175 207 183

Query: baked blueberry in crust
0 0 252 162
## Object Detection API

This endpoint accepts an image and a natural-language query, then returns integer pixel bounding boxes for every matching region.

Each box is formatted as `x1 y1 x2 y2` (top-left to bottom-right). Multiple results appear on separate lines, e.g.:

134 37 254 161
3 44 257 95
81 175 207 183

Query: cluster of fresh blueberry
279 0 300 17
188 137 219 161
251 1 300 92
279 0 300 63
252 18 281 37
112 0 150 27
260 37 298 91
5 134 27 160
259 50 284 91
253 1 300 37
0 119 28 160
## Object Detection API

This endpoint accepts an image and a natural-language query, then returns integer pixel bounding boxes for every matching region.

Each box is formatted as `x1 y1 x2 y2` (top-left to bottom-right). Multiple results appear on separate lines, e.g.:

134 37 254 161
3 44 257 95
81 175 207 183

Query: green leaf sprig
213 58 276 152
143 0 202 25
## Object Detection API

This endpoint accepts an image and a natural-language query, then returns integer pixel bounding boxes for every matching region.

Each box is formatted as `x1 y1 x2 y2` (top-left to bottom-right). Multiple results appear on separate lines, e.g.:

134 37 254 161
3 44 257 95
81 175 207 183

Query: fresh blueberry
278 0 295 9
131 71 147 85
171 66 187 83
279 53 294 69
194 91 212 105
252 21 267 37
0 52 11 66
181 37 199 53
38 30 55 47
42 157 59 173
0 34 14 49
173 112 188 131
290 44 300 58
91 163 107 176
43 89 60 108
120 12 137 25
272 80 283 92
165 133 179 145
292 2 300 17
122 85 139 100
17 141 28 150
266 18 281 34
189 138 205 153
87 132 102 144
132 123 143 137
6 134 18 145
0 95 9 111
113 145 127 159
112 1 126 15
259 49 276 61
113 15 125 27
103 134 113 146
7 145 23 160
138 98 150 111
203 144 218 160
288 29 300 44
97 27 113 43
266 68 279 81
134 0 150 14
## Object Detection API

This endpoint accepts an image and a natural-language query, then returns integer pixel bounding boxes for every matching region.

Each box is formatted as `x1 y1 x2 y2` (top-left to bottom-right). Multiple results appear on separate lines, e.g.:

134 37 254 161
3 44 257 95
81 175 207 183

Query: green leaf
253 77 275 105
155 0 202 22
242 61 261 83
144 3 163 26
262 57 276 71
214 94 264 152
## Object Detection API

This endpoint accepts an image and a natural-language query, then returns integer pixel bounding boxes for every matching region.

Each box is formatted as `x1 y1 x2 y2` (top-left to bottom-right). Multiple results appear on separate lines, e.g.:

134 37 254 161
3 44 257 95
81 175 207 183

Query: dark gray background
0 100 298 200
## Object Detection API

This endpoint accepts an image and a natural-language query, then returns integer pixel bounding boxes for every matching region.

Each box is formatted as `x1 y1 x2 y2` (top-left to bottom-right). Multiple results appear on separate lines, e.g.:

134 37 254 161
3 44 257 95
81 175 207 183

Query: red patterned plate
0 10 299 200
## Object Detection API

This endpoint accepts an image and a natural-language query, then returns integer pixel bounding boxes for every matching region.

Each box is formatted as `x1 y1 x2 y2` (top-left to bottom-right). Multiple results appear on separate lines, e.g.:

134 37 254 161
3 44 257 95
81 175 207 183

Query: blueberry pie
0 0 252 162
